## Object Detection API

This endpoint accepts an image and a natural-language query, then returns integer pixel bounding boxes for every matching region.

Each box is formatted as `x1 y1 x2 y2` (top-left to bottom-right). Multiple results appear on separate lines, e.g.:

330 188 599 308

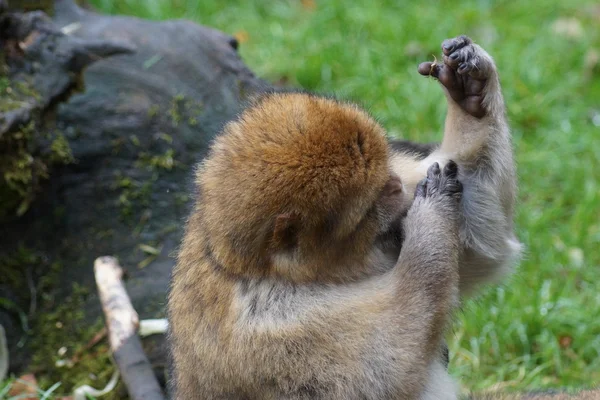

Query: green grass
87 0 600 395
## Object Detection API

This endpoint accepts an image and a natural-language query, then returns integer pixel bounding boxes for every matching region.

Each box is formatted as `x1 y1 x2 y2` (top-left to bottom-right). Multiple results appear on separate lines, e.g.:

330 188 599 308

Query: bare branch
94 256 165 400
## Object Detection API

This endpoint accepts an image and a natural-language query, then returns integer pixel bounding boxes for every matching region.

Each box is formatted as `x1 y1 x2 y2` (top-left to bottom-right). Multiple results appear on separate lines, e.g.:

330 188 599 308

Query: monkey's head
198 92 406 282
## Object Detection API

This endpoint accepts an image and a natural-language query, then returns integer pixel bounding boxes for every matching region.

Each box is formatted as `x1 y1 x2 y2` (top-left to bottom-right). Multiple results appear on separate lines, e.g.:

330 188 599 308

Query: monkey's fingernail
442 41 454 52
449 52 459 60
427 162 440 177
445 161 458 176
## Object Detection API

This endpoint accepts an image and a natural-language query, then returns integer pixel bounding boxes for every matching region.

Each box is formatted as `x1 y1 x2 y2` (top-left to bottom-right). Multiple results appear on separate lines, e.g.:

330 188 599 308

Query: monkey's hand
402 160 462 264
414 160 462 212
417 35 497 118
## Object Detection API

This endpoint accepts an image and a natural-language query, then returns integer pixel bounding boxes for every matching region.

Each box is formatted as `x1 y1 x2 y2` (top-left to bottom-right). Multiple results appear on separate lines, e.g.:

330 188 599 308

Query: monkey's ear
271 213 299 251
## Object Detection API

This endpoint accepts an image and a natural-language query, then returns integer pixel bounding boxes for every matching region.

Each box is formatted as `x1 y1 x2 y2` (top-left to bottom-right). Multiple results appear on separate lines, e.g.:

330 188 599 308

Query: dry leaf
302 0 317 11
8 374 38 400
559 335 573 349
234 30 249 44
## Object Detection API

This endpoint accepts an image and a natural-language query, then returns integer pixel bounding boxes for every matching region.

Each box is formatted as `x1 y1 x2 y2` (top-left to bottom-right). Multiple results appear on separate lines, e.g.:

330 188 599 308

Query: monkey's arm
392 162 461 361
393 35 521 294
378 162 462 400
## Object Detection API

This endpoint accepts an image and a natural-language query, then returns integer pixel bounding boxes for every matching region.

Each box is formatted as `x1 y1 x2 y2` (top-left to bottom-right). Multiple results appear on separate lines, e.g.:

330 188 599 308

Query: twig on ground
94 256 165 400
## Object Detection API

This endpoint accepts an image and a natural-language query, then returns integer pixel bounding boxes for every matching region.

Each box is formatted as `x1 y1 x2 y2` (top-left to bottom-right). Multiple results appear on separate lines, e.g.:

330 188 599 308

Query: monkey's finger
452 181 464 201
443 53 463 69
426 162 441 196
439 173 463 199
456 181 463 195
441 35 472 56
443 161 458 179
417 62 440 77
426 162 441 178
436 65 460 92
415 178 427 198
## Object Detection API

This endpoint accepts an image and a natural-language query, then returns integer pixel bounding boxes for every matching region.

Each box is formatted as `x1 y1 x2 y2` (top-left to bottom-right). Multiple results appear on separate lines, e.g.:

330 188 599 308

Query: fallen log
94 256 165 400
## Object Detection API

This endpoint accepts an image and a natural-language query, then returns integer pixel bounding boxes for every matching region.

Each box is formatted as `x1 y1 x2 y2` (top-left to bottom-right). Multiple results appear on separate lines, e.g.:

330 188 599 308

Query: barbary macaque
167 35 521 399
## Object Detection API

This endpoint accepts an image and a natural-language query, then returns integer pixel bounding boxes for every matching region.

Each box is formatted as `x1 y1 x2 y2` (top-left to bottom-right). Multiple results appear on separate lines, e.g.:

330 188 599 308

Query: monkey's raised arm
392 35 521 295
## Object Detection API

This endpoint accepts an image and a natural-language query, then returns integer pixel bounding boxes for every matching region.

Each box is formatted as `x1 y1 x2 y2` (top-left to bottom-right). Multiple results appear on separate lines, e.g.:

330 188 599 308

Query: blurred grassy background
90 0 600 394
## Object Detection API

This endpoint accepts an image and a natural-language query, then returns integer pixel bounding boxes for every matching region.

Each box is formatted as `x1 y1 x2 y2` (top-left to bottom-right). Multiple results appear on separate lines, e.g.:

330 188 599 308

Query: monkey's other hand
415 161 463 207
417 35 495 118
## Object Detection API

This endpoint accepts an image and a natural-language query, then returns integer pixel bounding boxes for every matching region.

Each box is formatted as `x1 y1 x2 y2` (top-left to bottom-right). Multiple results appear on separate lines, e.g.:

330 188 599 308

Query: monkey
168 89 465 398
167 35 519 399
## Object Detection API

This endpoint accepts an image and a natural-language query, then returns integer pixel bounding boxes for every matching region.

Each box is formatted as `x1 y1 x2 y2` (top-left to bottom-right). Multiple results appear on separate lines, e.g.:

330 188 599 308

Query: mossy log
0 1 133 217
